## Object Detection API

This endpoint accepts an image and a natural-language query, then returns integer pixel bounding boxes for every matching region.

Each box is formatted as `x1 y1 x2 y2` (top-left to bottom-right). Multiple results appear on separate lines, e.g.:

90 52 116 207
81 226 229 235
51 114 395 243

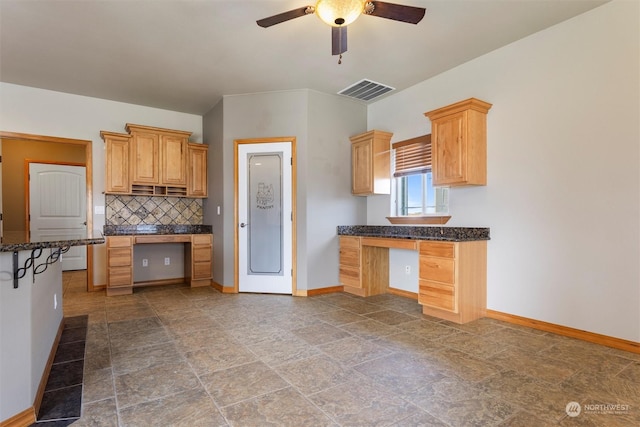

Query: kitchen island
0 232 104 425
337 225 489 324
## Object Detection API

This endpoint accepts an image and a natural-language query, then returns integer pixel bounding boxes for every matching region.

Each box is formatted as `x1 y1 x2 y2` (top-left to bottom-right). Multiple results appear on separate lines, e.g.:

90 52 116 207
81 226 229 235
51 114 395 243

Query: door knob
240 223 248 228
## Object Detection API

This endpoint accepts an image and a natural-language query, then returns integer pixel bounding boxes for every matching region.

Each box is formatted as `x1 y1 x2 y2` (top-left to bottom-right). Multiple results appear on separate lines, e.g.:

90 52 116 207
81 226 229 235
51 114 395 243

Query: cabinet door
191 234 212 280
432 111 467 186
339 236 361 288
352 140 372 194
107 237 132 288
162 135 187 186
131 132 160 184
105 137 130 193
188 144 208 197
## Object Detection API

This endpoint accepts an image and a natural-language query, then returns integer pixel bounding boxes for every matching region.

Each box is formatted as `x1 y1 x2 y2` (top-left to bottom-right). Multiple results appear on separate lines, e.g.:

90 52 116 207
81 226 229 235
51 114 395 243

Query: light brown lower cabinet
106 236 133 296
186 234 213 287
106 234 213 295
419 240 487 324
339 236 362 293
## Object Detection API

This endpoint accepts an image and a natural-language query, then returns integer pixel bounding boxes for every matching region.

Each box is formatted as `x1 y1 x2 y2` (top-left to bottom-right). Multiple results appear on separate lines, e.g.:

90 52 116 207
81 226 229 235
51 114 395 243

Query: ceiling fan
257 0 426 63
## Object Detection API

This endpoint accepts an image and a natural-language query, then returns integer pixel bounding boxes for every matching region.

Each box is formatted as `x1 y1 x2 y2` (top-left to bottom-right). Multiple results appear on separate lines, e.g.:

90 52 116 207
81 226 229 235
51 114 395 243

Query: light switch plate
94 205 105 215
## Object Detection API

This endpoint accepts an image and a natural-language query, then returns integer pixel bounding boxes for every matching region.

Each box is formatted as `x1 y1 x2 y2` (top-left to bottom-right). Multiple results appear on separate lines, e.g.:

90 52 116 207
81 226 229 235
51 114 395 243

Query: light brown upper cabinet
349 130 393 195
126 123 190 192
187 143 208 198
102 124 207 197
424 98 492 187
101 131 132 194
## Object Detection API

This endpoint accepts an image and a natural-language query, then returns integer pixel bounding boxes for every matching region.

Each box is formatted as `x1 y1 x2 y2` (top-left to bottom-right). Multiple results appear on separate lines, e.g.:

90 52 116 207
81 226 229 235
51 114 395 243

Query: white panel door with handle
237 141 293 294
29 163 87 271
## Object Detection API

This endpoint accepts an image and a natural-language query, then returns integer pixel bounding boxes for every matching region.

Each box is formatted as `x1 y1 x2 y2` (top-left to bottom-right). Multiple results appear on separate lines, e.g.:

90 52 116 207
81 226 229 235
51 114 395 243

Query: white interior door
29 163 87 271
238 142 292 294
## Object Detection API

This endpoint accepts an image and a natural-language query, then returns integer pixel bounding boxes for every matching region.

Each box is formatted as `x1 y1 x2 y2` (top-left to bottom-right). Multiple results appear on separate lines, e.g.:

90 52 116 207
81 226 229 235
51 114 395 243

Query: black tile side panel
337 225 490 241
34 315 88 425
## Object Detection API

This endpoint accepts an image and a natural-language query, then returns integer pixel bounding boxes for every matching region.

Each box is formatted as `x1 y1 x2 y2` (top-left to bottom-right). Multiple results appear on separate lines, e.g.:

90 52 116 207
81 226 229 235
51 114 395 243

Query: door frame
234 137 297 295
0 131 95 291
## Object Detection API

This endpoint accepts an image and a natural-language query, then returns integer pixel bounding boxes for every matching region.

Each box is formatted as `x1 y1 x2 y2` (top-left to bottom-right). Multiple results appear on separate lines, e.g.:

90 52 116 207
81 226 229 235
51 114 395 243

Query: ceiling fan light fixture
315 0 365 27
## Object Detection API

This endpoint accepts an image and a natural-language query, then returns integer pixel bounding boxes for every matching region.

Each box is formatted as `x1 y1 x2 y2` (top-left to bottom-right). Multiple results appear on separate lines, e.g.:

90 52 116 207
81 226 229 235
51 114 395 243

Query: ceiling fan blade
256 6 314 28
365 1 426 24
332 26 347 56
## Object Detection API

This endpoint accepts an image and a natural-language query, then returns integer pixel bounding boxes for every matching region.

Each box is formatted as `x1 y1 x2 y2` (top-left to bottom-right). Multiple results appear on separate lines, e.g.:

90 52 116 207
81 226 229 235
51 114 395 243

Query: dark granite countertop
103 224 213 236
1 230 105 252
337 225 490 242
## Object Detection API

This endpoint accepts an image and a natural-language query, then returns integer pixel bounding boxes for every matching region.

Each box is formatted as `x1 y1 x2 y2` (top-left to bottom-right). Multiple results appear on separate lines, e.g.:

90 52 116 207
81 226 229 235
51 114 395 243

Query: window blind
392 134 431 177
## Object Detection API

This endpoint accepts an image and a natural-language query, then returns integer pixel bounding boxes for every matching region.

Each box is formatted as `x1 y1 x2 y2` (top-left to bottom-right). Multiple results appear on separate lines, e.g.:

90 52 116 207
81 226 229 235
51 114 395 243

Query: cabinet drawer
192 234 212 245
108 266 132 288
193 247 211 263
339 247 360 268
339 236 361 249
193 261 212 279
419 257 455 284
420 241 455 258
339 265 361 288
419 280 457 313
107 236 132 248
135 235 191 244
108 248 132 267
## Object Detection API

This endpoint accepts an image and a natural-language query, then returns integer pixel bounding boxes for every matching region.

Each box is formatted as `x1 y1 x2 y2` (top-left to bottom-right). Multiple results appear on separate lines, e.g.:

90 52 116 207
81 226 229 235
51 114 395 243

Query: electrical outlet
142 259 148 267
164 257 170 266
405 265 411 275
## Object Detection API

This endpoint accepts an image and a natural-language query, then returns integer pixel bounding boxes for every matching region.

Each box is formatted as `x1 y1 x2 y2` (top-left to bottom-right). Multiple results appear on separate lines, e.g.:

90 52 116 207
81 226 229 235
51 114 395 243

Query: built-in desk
105 233 213 296
338 226 489 324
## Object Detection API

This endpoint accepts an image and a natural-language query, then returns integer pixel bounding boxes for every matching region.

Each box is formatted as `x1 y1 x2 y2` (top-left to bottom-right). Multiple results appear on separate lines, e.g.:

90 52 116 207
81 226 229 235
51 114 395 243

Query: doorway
28 162 88 271
0 131 95 290
234 137 296 294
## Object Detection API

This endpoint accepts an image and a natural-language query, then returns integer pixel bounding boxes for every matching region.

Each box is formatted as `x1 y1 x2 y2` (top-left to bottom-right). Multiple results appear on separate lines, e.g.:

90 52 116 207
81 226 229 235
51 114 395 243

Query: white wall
203 100 224 286
0 249 62 421
306 91 367 289
367 1 639 342
0 83 202 285
205 89 367 291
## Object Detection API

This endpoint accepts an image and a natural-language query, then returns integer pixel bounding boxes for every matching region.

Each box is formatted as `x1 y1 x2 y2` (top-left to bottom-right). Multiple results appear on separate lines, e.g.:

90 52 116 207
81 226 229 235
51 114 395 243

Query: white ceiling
0 0 608 115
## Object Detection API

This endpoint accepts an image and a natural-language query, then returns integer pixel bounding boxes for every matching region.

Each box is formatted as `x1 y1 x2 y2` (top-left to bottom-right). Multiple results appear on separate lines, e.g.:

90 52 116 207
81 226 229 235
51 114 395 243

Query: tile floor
60 271 640 426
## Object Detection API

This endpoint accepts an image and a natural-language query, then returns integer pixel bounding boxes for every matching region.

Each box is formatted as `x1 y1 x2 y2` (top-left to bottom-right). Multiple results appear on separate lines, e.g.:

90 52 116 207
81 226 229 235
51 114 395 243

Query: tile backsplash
106 195 203 226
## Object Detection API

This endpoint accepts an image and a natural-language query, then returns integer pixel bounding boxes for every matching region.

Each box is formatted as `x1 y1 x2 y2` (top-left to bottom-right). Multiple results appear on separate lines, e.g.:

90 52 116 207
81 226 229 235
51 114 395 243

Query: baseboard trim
307 286 344 296
486 309 640 354
294 290 308 297
0 407 35 427
211 282 236 293
32 317 65 417
387 287 418 300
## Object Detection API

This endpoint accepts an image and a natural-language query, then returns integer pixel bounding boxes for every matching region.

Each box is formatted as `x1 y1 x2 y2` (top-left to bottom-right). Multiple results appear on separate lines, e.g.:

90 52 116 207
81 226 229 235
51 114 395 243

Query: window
390 135 449 222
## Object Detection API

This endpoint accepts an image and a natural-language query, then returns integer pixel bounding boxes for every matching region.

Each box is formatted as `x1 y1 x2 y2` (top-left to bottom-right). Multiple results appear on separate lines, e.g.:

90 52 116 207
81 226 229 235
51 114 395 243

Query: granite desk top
1 230 105 252
103 224 213 236
337 225 490 242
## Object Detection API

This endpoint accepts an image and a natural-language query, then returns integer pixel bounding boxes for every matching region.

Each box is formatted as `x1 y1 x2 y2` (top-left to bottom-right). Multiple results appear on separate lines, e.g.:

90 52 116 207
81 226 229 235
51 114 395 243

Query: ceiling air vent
338 79 395 102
